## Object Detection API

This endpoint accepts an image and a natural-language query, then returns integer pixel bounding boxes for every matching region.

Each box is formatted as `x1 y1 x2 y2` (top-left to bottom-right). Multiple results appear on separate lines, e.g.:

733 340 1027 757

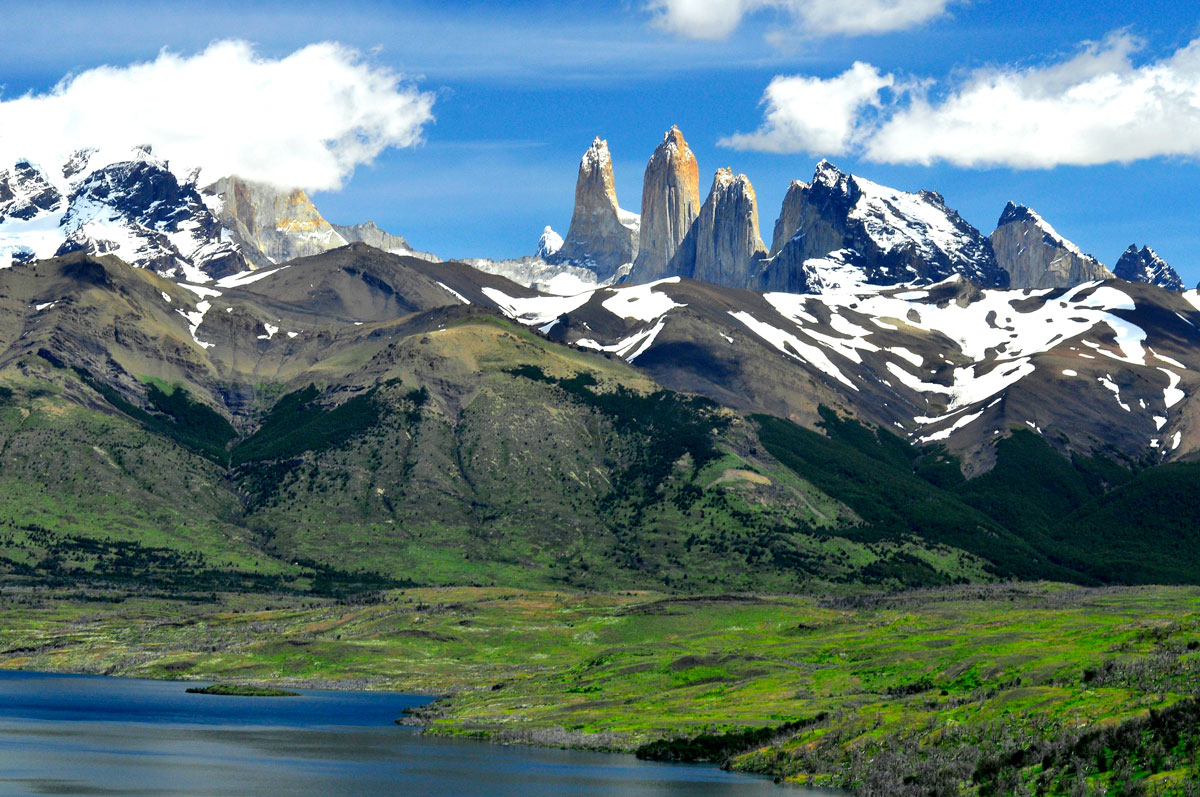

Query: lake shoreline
0 669 800 795
5 583 1198 793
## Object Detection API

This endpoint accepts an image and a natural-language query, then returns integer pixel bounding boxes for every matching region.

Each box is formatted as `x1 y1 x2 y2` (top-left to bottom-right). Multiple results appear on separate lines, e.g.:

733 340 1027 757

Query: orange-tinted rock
667 167 767 286
205 176 347 268
631 126 700 281
549 138 639 280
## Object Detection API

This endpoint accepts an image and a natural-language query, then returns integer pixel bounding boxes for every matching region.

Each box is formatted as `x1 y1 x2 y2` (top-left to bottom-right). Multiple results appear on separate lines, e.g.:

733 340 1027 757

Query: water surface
0 671 834 795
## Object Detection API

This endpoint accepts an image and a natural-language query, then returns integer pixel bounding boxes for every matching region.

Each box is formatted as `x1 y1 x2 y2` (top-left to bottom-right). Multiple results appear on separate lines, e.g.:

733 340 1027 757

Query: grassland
185 683 299 696
2 583 1198 794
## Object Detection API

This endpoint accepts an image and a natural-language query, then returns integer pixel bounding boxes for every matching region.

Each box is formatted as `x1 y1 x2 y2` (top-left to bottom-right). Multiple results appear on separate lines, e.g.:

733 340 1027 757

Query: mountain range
0 146 434 278
1 131 1199 594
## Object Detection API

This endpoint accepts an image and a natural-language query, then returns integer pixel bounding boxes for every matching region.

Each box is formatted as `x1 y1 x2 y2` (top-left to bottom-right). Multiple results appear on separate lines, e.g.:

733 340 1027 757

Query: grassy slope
0 317 1003 594
2 584 1198 795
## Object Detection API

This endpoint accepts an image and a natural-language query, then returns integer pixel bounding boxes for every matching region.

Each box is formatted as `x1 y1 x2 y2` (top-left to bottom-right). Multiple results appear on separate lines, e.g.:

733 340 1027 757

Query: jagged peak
996 202 1086 258
1113 243 1182 290
581 137 612 171
814 158 846 175
536 225 563 258
997 201 1037 227
812 160 855 193
657 125 693 160
916 189 947 207
711 167 755 195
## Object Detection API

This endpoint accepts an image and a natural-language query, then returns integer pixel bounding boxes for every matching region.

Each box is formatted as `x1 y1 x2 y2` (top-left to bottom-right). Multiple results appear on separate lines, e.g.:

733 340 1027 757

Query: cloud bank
724 33 1200 170
648 0 961 39
0 40 435 190
720 62 896 154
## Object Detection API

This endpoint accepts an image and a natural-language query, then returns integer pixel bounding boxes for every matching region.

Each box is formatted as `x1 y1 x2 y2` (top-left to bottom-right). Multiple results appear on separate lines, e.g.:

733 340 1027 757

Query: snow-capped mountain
535 226 563 259
60 152 247 281
5 229 1198 482
1114 245 1183 291
0 146 245 279
758 161 1008 294
990 203 1113 289
480 272 1200 472
0 161 62 224
0 148 429 281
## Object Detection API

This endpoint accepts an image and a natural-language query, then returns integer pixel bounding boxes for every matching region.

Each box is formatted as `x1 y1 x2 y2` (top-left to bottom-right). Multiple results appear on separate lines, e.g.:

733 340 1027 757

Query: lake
0 671 836 795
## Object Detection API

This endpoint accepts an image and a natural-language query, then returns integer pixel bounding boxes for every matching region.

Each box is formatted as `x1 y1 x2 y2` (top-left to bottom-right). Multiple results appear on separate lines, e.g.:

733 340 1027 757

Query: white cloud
720 63 896 154
724 32 1200 170
866 33 1200 168
0 40 435 191
648 0 960 39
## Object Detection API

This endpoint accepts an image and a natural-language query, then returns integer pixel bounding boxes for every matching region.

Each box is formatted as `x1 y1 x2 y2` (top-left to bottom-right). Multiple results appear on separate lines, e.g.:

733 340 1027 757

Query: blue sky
3 0 1200 283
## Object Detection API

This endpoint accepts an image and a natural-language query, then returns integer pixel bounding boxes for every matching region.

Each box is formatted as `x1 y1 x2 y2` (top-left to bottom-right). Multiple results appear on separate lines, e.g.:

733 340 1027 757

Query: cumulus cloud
866 33 1200 167
720 63 896 154
724 32 1200 170
648 0 961 39
0 40 435 190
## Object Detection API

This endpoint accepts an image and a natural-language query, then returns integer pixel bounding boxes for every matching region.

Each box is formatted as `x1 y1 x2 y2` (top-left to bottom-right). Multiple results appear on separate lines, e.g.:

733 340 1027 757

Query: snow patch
436 281 470 305
732 310 856 390
577 317 667 363
1159 368 1184 409
601 278 684 322
177 302 214 349
216 266 286 289
481 286 593 326
920 409 984 443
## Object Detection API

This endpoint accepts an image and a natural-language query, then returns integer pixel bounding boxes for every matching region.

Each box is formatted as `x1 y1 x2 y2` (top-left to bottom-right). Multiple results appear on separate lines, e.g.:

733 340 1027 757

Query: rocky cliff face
203 177 348 269
548 137 639 281
631 126 700 282
0 161 62 223
667 168 767 285
1114 245 1183 291
0 149 430 280
990 203 1112 289
759 161 1006 293
56 153 248 281
333 220 436 262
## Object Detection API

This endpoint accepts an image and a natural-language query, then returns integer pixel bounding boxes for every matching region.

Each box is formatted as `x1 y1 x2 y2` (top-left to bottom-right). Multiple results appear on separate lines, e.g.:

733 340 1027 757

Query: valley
3 132 1200 795
3 583 1198 794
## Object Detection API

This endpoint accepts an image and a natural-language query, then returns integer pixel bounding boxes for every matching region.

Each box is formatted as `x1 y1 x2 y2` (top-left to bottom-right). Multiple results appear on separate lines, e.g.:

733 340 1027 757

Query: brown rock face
768 179 809 258
333 220 436 261
205 176 348 268
990 203 1112 289
549 137 639 280
667 168 767 286
631 126 700 281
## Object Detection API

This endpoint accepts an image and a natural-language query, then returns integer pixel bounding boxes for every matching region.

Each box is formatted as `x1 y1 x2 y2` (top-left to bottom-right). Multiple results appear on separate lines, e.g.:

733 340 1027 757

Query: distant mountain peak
631 125 700 281
1114 244 1183 291
536 226 563 259
0 149 427 278
665 167 766 286
812 159 853 191
759 161 1004 293
990 203 1110 289
547 136 639 280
